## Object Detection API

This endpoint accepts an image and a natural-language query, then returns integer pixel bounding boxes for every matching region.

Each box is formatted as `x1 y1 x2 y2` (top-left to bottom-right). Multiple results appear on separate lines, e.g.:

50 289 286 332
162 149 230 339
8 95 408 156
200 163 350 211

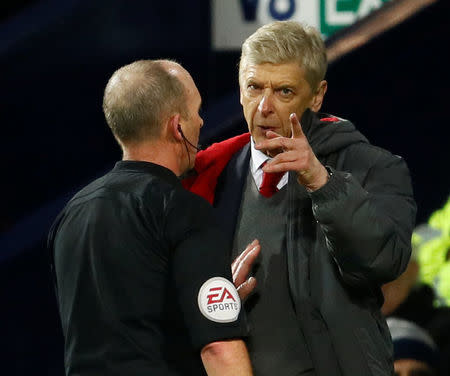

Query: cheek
278 121 292 138
244 98 259 117
275 105 295 136
242 98 257 119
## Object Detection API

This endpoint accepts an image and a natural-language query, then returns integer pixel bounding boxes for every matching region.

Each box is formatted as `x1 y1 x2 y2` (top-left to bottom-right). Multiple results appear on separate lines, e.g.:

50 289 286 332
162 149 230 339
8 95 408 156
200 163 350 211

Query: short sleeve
165 191 248 349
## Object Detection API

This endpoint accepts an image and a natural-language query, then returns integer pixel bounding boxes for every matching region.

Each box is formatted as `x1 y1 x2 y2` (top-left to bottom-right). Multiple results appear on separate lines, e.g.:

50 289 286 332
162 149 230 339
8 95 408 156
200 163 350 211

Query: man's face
240 61 316 147
180 73 203 170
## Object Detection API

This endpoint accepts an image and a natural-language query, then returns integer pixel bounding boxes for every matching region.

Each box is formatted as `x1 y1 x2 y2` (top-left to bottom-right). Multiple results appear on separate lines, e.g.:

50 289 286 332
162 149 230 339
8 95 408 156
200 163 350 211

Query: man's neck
122 140 183 176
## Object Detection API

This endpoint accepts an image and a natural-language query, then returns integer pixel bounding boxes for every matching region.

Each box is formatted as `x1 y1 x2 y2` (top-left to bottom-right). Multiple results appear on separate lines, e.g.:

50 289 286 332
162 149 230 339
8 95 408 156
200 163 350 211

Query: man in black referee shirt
48 59 257 375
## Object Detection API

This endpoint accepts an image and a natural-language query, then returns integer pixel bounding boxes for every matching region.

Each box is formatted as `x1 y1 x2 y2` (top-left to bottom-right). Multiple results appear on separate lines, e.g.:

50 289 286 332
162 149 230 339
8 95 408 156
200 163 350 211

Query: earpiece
177 124 203 151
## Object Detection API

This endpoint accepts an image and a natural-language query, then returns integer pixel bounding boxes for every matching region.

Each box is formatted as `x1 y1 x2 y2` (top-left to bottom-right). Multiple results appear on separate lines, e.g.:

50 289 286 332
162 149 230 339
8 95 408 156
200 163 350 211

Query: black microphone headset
177 124 203 151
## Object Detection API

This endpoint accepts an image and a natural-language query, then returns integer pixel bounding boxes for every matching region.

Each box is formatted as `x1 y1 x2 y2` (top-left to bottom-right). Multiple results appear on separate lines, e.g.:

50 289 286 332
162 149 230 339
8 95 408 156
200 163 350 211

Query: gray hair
102 59 187 144
239 21 327 91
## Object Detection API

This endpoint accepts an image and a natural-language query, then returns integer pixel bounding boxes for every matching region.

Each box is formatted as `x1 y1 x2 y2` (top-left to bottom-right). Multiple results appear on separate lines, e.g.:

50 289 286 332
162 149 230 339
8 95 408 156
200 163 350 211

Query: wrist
303 165 331 192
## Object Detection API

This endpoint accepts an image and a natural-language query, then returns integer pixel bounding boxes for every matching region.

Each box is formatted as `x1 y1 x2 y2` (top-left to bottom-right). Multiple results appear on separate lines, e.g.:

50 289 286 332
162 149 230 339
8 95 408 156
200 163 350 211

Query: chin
251 131 265 143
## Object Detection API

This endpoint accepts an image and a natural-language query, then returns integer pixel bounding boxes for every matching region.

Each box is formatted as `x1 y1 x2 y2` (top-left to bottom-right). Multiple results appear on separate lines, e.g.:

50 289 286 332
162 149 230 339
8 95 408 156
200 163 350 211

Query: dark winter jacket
185 110 417 376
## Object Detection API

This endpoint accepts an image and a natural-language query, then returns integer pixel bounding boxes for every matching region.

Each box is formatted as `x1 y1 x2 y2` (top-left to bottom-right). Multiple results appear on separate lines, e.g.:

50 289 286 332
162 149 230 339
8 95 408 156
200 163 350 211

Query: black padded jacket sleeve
310 143 417 291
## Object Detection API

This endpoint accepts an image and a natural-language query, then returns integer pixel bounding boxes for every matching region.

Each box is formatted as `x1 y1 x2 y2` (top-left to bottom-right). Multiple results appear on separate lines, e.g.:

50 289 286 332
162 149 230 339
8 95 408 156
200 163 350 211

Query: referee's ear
167 113 183 143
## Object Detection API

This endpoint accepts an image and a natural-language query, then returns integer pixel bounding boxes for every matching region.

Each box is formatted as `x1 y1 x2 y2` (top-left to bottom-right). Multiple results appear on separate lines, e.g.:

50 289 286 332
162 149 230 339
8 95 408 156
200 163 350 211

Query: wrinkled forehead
239 59 303 84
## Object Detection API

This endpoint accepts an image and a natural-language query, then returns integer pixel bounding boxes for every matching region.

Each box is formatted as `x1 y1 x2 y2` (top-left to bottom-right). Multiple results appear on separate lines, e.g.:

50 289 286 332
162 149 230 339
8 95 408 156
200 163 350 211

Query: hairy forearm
201 339 253 376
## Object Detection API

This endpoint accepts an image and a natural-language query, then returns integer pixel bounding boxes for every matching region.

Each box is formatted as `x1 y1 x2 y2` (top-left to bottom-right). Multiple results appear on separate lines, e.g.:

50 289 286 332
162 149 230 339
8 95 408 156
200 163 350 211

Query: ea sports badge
197 277 241 323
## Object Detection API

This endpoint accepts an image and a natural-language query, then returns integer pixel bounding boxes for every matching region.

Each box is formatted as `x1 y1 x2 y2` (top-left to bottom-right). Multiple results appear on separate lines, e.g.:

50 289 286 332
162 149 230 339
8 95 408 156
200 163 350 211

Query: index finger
290 113 305 139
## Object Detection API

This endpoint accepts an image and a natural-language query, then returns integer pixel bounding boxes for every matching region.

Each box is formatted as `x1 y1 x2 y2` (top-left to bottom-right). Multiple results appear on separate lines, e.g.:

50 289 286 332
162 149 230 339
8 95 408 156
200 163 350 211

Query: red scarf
182 133 250 204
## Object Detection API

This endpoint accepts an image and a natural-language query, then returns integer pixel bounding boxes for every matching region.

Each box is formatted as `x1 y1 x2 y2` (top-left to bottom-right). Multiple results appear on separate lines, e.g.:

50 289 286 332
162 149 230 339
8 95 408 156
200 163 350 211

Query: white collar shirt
250 137 288 190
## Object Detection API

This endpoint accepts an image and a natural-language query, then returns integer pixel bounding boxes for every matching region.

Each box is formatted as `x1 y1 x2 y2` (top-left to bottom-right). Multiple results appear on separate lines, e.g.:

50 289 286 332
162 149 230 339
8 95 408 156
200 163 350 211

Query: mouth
258 125 278 137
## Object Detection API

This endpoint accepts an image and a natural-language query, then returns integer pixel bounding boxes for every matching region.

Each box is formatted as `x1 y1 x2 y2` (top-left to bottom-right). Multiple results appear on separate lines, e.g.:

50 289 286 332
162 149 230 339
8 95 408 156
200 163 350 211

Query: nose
199 116 204 128
257 91 274 117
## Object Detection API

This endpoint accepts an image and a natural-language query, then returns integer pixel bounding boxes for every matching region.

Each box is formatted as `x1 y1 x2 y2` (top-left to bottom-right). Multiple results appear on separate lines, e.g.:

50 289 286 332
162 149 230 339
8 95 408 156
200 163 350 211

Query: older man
49 60 257 376
184 21 416 376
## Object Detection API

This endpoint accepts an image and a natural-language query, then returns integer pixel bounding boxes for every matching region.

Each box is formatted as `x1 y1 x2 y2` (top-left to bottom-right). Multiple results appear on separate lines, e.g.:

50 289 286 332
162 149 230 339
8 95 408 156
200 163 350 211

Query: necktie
259 162 284 198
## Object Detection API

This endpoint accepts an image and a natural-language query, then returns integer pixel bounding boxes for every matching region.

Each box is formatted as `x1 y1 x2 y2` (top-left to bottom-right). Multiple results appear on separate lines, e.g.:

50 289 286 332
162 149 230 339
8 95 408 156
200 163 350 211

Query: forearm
201 339 253 376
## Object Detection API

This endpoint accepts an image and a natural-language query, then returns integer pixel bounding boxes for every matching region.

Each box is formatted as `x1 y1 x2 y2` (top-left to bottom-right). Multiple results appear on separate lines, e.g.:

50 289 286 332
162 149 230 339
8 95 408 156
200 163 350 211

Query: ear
310 80 327 112
168 113 183 142
239 88 243 106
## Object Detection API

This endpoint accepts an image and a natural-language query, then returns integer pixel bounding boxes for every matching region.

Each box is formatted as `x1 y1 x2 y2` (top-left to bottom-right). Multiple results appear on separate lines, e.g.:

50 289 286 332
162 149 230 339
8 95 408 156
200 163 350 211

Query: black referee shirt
49 161 247 376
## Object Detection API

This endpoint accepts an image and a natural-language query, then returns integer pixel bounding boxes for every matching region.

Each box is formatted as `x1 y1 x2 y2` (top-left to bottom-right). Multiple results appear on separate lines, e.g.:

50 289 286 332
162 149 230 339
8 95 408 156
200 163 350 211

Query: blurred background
0 0 448 374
